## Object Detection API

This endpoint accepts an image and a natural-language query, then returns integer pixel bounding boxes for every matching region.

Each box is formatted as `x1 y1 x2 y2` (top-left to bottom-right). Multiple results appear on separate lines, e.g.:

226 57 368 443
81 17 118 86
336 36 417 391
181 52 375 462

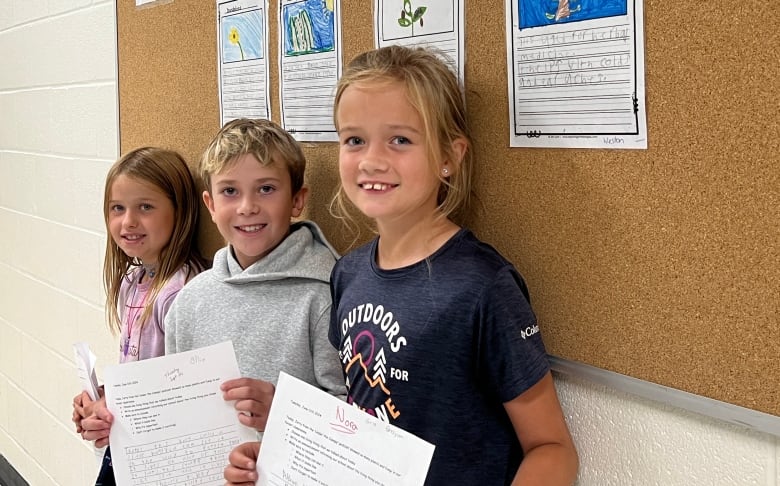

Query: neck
142 262 158 280
375 215 459 269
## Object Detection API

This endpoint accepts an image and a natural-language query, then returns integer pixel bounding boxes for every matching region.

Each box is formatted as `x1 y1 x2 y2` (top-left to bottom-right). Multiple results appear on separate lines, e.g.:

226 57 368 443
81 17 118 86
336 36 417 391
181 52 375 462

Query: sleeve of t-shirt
476 265 550 403
311 303 348 399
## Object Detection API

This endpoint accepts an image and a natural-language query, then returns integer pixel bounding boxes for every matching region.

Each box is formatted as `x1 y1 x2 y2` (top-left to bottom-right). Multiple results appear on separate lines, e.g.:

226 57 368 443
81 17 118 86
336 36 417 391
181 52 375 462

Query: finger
234 397 272 416
220 377 257 391
222 385 275 402
223 465 258 485
94 437 110 448
93 405 114 424
237 411 268 432
81 429 110 442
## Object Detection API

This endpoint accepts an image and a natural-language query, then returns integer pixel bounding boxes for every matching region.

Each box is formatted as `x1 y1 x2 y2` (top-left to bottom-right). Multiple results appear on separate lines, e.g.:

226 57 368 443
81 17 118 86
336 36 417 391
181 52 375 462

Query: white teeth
240 225 263 232
361 183 389 191
124 234 143 240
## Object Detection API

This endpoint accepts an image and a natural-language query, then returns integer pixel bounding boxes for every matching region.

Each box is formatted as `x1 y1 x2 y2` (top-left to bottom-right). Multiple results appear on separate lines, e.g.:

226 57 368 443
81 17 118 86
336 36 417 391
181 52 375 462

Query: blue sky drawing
519 0 627 29
222 10 264 62
283 0 335 55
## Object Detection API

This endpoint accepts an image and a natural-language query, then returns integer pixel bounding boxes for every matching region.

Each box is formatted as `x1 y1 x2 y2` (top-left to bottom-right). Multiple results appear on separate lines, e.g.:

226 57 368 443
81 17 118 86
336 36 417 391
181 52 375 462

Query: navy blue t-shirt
329 228 550 486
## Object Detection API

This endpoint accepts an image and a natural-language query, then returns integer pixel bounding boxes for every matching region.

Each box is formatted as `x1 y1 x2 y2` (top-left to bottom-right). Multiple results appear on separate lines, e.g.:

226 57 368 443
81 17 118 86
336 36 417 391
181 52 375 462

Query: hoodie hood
211 220 339 285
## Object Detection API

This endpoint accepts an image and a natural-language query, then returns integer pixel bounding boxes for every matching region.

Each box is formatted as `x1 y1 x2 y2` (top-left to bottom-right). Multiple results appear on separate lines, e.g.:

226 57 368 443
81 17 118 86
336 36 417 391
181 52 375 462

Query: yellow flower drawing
228 26 245 60
326 0 334 11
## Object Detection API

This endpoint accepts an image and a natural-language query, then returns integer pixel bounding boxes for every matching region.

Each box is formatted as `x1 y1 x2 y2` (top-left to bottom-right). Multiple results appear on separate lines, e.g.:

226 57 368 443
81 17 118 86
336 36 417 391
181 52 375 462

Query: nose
358 143 389 174
123 209 138 228
238 194 260 215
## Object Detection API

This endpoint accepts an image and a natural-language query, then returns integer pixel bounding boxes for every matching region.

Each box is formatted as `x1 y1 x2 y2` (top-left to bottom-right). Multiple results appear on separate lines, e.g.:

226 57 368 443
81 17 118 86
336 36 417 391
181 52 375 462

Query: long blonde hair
331 45 475 240
103 147 207 334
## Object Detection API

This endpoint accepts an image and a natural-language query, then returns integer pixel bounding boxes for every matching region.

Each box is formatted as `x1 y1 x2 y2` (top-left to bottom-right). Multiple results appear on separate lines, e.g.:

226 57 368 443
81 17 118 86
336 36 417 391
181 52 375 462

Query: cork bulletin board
117 0 780 418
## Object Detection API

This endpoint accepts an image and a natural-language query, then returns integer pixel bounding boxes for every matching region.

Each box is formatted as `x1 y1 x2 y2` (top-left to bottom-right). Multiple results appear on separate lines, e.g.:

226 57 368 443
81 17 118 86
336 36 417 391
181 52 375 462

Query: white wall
0 1 118 484
0 1 777 485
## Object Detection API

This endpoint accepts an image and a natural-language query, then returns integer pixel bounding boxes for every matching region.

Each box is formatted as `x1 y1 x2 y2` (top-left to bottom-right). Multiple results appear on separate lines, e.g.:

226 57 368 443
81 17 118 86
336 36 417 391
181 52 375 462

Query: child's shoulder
443 229 521 279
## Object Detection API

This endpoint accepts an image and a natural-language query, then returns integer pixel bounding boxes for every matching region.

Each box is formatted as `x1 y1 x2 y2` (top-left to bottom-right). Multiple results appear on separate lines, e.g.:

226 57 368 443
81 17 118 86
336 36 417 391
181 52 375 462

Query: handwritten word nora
341 303 407 352
330 406 359 434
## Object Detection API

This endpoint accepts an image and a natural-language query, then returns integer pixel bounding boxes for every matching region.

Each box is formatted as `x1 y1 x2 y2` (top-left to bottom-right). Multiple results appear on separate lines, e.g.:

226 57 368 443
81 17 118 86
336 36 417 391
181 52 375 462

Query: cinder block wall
0 1 117 484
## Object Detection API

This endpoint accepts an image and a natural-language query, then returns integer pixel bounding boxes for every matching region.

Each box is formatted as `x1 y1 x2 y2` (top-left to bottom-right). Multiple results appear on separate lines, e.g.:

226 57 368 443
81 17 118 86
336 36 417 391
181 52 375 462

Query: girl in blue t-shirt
225 45 578 486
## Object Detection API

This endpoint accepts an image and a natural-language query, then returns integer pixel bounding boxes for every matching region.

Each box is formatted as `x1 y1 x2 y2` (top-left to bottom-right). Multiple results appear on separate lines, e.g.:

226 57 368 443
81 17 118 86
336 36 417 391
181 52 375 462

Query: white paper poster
218 0 271 124
374 0 465 82
278 0 342 142
505 0 648 149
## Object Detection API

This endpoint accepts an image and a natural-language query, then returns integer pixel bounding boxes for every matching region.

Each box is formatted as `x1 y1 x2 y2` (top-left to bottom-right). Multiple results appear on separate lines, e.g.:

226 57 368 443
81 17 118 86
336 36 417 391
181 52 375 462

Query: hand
221 378 275 432
80 396 114 448
223 441 260 485
72 391 101 434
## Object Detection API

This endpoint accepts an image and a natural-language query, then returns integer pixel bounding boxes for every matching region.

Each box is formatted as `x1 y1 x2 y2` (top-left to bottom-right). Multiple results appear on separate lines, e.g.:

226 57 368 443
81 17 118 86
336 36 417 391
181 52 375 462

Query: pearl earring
442 167 449 176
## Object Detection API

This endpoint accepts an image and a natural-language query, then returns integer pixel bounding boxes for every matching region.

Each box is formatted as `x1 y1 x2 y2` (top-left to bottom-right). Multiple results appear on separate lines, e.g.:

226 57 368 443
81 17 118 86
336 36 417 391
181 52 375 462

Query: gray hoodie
164 221 345 397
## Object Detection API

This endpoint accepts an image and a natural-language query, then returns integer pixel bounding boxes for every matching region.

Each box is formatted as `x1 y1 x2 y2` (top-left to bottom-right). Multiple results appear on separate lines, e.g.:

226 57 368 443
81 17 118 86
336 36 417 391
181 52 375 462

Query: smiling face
336 81 445 228
203 153 307 269
107 174 175 266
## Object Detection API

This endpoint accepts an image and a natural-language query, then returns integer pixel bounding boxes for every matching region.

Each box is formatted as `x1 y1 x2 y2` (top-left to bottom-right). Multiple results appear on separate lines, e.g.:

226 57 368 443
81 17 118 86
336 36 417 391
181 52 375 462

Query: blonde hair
200 118 306 194
103 147 206 334
331 45 474 237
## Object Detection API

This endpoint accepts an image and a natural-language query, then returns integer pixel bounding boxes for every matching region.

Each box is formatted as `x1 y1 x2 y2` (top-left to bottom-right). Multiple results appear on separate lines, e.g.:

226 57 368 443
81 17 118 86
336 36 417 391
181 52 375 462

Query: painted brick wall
0 1 117 484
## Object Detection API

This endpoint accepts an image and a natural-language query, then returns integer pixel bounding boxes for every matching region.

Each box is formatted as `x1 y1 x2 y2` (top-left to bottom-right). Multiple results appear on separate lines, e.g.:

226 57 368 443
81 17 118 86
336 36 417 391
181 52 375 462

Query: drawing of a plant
398 0 426 36
229 26 245 60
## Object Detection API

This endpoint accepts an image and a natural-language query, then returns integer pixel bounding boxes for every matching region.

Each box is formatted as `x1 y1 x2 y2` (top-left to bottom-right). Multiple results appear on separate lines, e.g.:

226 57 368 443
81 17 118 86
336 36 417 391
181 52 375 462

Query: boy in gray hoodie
164 118 345 432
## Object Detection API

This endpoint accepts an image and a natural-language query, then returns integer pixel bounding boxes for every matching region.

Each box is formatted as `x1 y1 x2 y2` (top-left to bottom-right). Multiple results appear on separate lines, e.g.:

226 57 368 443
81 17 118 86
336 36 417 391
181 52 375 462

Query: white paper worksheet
505 0 648 149
374 0 465 82
104 341 256 486
278 0 342 142
217 0 271 124
257 372 435 486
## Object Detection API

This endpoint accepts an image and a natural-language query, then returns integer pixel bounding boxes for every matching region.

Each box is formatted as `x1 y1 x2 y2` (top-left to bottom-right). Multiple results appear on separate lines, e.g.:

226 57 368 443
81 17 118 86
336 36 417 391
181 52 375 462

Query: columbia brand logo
520 324 540 340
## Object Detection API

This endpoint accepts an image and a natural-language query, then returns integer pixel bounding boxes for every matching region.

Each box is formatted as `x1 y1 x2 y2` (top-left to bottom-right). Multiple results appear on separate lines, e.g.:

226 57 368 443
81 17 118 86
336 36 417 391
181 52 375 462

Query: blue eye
221 187 237 196
392 136 411 145
140 204 153 211
345 136 364 146
259 185 275 194
110 204 124 212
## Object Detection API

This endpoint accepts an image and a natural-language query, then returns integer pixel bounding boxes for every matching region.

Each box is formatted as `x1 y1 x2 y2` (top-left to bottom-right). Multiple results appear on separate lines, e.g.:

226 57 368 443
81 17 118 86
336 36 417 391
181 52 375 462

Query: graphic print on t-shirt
338 302 408 423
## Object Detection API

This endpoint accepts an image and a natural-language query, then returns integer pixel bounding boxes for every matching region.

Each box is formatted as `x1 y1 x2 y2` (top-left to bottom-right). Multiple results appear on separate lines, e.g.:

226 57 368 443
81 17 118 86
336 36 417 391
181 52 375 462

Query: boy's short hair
200 118 306 193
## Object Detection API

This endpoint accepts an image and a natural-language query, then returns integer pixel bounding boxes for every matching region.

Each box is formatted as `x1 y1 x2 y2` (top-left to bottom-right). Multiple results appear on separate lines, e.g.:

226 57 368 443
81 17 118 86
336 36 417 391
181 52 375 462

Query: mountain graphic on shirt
345 352 393 410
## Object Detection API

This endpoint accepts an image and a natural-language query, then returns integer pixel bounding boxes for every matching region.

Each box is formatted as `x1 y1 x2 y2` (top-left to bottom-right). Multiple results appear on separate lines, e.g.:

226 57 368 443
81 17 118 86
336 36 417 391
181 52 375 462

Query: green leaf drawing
397 0 426 33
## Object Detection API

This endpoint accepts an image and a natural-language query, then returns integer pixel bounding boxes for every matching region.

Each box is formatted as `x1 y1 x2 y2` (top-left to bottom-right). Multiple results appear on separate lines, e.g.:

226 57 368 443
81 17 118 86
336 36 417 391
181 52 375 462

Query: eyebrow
213 177 282 185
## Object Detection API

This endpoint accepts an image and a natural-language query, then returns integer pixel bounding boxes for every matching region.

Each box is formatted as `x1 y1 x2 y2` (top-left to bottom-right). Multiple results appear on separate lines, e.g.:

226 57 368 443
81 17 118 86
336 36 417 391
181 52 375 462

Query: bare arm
505 371 579 486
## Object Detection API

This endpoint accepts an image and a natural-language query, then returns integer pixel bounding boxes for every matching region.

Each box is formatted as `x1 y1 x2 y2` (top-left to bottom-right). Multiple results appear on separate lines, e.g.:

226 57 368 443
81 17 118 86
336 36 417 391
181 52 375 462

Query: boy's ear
291 187 309 218
202 190 217 222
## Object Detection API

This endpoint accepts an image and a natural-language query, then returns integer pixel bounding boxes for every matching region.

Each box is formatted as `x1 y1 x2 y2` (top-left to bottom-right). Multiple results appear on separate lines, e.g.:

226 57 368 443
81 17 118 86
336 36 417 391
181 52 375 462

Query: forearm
511 442 579 486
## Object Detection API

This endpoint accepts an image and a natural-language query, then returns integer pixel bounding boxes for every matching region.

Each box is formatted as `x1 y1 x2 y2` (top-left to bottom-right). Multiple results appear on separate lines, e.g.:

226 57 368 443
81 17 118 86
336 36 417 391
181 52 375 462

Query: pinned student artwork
374 0 465 82
505 0 648 149
217 0 271 124
278 0 343 142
